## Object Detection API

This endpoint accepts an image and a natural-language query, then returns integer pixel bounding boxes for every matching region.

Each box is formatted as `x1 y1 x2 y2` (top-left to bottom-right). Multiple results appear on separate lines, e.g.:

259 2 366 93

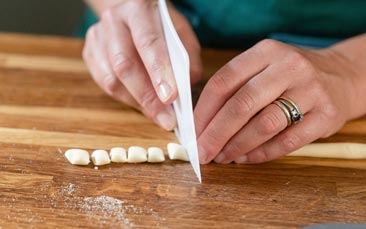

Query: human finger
115 0 178 104
83 23 140 108
217 90 314 164
100 12 176 130
242 112 328 163
194 39 286 138
197 63 292 164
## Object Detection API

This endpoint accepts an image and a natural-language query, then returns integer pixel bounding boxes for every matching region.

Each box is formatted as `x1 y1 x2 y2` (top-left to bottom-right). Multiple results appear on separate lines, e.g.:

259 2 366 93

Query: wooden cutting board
0 33 365 228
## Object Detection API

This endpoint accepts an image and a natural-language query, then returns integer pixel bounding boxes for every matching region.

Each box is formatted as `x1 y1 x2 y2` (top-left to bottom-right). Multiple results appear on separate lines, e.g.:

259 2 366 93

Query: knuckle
82 28 98 63
222 141 242 158
280 133 301 152
258 111 282 135
250 148 270 163
101 8 117 22
112 53 134 78
85 25 97 40
202 143 217 161
286 51 312 72
228 92 256 117
317 90 340 121
322 103 339 120
256 39 280 52
318 103 344 137
149 60 164 75
139 90 160 115
201 130 223 158
136 34 161 51
208 72 231 95
102 75 119 94
309 79 324 95
205 128 223 145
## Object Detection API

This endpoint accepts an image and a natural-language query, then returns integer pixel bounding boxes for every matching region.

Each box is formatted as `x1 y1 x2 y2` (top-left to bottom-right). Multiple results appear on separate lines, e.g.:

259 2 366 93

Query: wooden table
0 33 365 228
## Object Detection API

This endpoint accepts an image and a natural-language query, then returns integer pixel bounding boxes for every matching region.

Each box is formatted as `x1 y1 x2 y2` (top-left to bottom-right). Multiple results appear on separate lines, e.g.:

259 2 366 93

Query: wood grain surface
0 33 365 228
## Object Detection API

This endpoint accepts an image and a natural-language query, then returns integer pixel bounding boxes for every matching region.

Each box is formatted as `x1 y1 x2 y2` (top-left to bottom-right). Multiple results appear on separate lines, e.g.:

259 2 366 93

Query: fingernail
235 155 248 164
198 145 208 164
214 152 226 163
158 82 171 102
156 112 175 131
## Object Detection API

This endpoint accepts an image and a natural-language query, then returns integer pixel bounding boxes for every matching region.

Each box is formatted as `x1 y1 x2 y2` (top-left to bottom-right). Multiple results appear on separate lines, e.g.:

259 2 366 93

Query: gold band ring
272 100 292 127
277 97 304 124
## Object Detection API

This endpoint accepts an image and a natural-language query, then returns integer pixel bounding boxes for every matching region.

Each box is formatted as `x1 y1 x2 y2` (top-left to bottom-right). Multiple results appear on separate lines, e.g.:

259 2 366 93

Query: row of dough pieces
65 143 189 166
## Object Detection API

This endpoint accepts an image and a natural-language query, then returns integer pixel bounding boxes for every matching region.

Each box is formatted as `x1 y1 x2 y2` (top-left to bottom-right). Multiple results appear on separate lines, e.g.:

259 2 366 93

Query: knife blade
158 0 202 183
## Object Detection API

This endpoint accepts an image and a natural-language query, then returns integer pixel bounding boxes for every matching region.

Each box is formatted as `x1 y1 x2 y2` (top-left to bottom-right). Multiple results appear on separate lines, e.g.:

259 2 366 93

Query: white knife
158 0 202 183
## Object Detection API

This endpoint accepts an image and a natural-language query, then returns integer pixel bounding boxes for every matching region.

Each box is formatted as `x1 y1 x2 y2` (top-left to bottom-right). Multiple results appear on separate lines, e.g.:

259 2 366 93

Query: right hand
83 0 202 130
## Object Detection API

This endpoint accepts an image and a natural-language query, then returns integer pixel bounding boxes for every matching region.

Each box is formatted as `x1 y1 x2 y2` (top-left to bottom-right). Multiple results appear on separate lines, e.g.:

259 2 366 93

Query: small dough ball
65 149 90 165
147 147 165 163
167 143 189 161
91 150 111 166
110 147 127 163
128 146 147 163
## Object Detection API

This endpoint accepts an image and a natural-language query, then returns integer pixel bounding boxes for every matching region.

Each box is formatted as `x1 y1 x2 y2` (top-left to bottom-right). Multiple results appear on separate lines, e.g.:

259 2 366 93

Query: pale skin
83 0 366 164
83 0 202 131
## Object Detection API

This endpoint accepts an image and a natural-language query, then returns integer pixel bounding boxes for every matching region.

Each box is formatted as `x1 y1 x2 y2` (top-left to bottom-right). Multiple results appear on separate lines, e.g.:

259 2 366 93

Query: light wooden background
0 33 365 228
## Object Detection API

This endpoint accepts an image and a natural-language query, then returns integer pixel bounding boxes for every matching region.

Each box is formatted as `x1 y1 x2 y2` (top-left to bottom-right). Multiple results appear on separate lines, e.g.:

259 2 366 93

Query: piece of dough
64 149 90 165
288 143 366 159
91 150 111 166
147 147 165 163
110 147 127 163
128 146 147 163
167 143 189 161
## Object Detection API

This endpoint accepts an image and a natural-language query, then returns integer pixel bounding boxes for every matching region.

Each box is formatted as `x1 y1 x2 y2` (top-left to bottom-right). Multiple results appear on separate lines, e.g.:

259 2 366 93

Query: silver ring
277 97 303 124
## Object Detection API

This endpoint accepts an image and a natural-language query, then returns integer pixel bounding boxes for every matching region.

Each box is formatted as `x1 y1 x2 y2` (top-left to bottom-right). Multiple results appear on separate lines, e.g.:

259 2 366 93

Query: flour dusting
3 181 164 228
60 183 76 195
77 195 132 226
57 183 164 227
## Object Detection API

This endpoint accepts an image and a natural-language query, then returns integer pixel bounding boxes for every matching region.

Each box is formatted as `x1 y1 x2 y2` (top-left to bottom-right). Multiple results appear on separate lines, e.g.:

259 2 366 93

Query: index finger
119 1 178 104
194 39 287 138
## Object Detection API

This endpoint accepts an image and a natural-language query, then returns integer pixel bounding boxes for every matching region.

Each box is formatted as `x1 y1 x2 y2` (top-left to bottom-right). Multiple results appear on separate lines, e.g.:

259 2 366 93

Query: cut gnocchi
167 143 189 161
91 150 111 166
110 147 127 163
64 149 90 165
147 147 165 163
128 146 147 163
64 143 189 167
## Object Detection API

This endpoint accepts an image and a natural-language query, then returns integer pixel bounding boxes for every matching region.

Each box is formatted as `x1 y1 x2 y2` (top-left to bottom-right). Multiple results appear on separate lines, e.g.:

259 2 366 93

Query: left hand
195 39 360 164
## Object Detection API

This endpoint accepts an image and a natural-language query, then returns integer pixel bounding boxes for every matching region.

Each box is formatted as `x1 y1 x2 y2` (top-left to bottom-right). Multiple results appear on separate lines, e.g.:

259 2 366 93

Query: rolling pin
288 143 366 159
